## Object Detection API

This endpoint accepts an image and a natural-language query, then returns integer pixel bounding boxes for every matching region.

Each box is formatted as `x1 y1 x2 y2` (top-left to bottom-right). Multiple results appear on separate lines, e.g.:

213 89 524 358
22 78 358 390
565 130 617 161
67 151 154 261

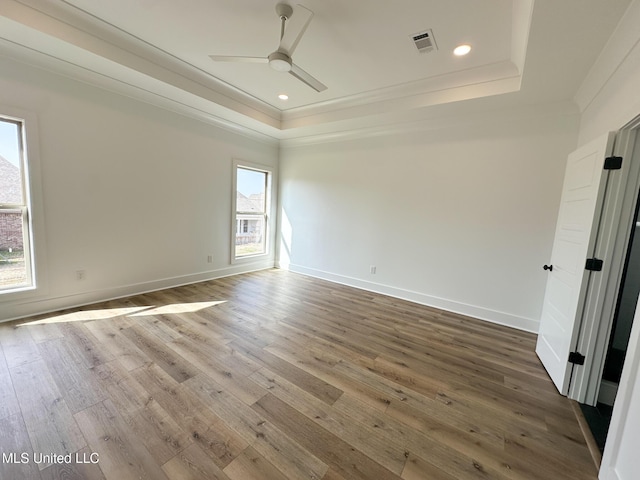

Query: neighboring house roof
237 191 264 213
0 154 22 204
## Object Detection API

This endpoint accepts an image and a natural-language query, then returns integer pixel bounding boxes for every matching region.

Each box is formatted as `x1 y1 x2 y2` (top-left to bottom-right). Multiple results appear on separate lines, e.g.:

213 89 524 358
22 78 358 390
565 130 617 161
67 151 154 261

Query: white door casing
599 291 640 480
536 132 615 395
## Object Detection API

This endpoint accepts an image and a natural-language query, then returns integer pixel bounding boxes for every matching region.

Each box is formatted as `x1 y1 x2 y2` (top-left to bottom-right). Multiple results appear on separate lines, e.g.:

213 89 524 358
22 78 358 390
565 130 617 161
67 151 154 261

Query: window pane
0 210 27 289
235 166 268 258
237 168 266 213
1 116 32 292
235 214 265 257
0 119 23 205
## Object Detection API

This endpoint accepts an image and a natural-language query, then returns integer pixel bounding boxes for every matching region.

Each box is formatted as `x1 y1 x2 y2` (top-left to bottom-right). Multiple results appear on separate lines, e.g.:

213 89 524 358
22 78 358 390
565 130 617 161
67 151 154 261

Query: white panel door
536 132 615 395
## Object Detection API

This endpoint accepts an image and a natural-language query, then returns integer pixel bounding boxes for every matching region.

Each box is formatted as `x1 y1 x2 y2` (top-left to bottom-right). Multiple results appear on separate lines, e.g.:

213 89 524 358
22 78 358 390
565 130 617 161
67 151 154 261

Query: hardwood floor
0 269 598 479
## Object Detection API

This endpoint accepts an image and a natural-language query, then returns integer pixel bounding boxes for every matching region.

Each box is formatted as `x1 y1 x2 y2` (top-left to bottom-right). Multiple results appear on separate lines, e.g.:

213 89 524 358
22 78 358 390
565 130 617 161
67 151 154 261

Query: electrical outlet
370 265 377 274
76 269 86 281
207 255 213 263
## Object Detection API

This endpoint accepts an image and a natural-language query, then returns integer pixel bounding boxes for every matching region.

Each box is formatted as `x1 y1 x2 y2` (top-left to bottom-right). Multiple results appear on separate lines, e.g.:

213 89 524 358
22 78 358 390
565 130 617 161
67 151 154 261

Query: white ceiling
65 0 516 108
0 0 632 141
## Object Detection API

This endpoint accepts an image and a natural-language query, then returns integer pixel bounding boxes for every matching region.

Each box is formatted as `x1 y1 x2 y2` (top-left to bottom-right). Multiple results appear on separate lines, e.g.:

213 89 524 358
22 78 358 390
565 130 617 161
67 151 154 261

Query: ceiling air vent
411 29 438 54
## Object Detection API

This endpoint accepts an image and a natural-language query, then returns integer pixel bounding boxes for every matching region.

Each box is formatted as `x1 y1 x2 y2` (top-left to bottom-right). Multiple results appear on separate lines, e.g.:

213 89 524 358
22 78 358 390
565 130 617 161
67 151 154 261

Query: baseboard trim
282 263 539 333
0 261 275 323
571 400 603 472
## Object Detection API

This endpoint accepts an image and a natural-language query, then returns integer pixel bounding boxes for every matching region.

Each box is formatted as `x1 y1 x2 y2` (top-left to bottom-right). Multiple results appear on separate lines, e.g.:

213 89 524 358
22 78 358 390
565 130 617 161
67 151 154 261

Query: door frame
599 277 640 478
570 117 640 404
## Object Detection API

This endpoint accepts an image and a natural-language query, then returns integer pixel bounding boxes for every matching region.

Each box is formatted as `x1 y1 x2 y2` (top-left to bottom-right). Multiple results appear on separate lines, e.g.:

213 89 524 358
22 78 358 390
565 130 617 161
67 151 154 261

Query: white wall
279 104 579 332
576 0 640 145
0 56 278 322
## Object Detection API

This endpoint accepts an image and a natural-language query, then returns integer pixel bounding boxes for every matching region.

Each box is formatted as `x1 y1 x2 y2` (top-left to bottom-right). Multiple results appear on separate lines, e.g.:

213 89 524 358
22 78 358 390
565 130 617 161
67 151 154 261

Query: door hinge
604 156 623 170
568 351 586 365
585 258 604 271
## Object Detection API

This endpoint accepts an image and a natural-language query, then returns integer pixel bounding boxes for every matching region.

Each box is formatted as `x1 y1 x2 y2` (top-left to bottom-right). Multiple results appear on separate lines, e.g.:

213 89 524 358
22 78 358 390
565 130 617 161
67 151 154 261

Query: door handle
543 264 553 272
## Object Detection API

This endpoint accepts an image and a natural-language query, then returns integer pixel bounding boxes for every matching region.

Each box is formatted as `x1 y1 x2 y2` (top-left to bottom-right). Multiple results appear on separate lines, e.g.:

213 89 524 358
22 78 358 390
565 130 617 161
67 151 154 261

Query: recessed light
278 94 289 100
453 44 471 56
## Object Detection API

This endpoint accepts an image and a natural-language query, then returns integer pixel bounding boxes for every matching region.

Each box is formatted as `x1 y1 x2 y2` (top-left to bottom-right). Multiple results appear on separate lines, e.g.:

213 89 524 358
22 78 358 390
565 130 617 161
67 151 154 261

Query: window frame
231 159 273 263
0 108 45 297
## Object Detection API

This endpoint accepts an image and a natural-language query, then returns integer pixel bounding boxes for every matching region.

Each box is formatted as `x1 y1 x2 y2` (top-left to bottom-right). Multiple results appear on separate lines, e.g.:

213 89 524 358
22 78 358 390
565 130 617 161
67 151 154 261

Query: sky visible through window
237 167 265 197
0 120 20 167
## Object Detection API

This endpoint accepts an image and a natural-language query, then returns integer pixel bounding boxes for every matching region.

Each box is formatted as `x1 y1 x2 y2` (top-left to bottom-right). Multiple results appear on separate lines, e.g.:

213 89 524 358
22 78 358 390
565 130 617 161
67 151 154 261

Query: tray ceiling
0 0 631 140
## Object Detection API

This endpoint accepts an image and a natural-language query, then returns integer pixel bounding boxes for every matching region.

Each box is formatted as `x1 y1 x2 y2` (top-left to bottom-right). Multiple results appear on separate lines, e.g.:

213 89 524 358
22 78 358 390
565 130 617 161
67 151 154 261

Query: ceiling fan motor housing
268 51 292 72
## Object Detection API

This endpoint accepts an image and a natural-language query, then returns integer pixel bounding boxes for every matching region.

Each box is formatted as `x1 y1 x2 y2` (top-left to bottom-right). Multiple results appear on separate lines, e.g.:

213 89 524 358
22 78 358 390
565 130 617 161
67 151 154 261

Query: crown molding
0 41 281 146
279 100 579 148
281 61 521 130
4 0 282 127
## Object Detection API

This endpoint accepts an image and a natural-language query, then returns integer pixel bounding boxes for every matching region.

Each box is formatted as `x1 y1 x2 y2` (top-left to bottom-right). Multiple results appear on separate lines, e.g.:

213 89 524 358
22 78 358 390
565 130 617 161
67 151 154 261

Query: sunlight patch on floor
16 300 226 326
17 306 150 325
128 301 227 316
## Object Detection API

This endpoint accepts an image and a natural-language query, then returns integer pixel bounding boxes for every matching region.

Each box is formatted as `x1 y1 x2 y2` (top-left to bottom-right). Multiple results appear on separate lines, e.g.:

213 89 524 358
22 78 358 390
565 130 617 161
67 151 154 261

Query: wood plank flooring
0 269 598 479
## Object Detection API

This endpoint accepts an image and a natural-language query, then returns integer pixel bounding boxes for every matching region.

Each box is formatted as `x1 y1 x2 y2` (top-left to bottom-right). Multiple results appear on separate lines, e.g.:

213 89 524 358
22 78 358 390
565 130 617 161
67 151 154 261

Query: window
234 163 271 258
0 116 34 292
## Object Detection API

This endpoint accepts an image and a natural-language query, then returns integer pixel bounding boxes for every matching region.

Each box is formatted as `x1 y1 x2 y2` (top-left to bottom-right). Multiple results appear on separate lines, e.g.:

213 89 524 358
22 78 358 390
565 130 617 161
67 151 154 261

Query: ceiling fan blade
290 63 327 92
279 4 313 56
209 55 268 63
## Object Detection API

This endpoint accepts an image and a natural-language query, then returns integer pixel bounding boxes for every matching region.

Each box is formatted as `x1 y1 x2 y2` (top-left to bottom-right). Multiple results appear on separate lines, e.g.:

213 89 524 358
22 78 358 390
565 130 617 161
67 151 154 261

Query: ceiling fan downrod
276 3 293 40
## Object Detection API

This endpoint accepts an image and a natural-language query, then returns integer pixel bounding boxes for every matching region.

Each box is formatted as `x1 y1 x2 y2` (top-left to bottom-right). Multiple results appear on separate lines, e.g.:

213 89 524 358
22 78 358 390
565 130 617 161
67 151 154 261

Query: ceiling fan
209 3 327 92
